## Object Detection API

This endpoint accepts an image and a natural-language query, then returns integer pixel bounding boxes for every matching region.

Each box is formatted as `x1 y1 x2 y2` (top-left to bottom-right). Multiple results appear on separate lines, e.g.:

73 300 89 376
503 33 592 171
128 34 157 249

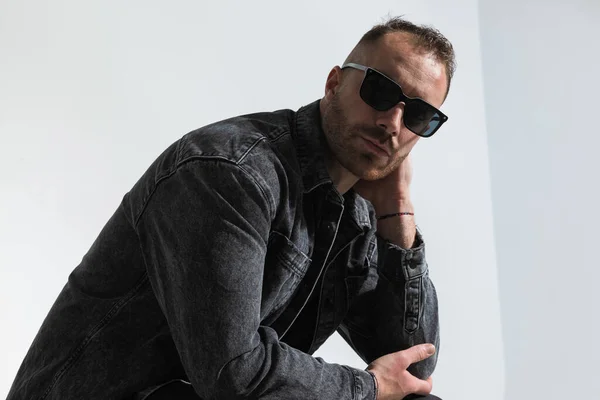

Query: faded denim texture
7 100 439 400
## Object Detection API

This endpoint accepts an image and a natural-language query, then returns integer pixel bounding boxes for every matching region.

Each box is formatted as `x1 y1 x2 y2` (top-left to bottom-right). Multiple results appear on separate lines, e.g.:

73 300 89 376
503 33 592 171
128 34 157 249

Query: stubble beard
322 96 400 181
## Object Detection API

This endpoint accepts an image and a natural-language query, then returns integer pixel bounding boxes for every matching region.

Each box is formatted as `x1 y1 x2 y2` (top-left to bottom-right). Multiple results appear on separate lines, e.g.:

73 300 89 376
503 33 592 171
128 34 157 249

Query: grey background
480 0 600 398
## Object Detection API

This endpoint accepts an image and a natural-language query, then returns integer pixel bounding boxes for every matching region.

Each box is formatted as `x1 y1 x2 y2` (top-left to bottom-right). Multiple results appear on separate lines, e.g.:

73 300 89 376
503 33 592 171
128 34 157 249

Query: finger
425 376 433 392
398 343 436 367
410 376 433 396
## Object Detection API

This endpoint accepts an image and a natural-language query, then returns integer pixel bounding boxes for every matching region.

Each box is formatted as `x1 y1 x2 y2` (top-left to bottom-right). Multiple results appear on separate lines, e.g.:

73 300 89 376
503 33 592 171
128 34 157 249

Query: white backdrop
479 1 600 399
0 1 504 399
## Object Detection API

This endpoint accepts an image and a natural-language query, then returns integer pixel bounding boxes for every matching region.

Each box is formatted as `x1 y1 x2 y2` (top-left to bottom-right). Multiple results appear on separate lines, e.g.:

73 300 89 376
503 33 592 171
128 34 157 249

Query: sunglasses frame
341 62 448 138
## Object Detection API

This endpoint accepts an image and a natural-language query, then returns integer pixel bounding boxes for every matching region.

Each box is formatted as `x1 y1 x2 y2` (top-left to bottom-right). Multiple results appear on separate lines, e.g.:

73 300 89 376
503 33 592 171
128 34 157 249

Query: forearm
349 158 439 381
219 327 376 400
340 214 439 378
339 228 440 379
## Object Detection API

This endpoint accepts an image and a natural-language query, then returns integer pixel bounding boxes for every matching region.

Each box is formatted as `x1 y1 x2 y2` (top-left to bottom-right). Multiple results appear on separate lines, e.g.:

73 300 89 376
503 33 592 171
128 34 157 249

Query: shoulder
124 108 303 224
177 108 296 167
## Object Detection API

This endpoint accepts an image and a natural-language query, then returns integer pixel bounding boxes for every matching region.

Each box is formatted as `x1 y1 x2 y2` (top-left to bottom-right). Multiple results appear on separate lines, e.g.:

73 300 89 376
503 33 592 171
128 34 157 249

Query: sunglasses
341 63 448 138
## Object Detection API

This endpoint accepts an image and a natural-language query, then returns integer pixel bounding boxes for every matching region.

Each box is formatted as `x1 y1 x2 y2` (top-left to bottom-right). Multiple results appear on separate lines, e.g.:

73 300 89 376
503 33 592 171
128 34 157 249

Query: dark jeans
142 380 443 400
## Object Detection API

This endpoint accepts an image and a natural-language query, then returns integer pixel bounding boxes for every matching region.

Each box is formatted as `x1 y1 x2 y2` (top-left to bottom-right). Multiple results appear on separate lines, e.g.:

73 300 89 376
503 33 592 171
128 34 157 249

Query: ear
323 66 343 100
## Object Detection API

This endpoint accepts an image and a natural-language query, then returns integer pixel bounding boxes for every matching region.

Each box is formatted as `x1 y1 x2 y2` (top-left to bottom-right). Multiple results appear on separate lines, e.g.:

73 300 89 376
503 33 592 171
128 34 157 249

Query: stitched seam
366 239 376 268
350 367 360 400
403 276 422 335
267 231 311 277
133 155 274 229
139 379 190 400
235 136 267 165
367 370 378 400
265 126 290 144
237 163 275 225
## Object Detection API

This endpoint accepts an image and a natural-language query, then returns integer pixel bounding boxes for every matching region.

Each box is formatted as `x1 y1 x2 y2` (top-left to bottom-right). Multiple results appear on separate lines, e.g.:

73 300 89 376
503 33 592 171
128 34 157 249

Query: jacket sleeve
134 157 376 400
337 229 440 379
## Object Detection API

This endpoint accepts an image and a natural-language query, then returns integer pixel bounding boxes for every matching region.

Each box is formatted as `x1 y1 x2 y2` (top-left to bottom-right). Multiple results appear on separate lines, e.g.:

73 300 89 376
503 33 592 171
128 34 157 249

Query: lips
362 137 391 156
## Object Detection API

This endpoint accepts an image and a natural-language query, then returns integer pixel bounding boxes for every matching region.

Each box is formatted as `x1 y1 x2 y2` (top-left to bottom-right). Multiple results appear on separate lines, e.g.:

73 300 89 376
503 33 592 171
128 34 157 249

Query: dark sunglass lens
421 114 442 137
404 102 438 136
360 70 401 111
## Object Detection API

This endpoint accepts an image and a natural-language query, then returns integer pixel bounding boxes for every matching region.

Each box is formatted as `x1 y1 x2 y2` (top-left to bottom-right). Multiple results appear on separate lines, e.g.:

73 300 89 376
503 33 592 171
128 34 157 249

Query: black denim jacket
7 100 439 400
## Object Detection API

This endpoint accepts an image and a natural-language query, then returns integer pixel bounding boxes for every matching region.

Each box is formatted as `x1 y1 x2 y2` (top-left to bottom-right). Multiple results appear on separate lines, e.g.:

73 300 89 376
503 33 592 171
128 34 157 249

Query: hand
353 155 413 211
367 343 435 400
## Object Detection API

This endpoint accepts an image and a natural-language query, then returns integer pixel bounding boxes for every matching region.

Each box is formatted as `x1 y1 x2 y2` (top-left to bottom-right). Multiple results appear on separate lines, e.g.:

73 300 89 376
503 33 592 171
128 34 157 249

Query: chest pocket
261 231 311 323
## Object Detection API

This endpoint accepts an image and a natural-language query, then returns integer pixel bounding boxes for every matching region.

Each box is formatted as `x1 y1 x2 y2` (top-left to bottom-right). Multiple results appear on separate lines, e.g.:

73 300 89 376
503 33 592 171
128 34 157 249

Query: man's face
321 32 448 181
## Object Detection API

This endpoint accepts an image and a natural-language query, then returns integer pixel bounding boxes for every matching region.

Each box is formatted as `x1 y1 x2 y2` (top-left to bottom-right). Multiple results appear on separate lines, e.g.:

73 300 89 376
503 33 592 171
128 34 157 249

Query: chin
347 162 389 181
337 151 395 181
359 160 396 181
358 170 388 181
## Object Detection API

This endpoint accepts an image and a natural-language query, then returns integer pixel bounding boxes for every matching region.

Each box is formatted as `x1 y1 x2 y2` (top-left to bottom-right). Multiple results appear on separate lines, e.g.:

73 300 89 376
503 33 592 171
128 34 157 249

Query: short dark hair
359 16 457 96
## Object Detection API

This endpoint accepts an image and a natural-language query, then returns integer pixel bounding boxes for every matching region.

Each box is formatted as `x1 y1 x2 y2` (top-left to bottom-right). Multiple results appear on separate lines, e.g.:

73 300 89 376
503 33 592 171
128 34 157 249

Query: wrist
373 198 417 249
373 198 414 217
377 211 414 221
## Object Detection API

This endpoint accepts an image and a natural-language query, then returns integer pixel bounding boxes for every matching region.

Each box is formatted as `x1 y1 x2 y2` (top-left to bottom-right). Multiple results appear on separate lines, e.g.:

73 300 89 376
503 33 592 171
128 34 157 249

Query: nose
376 103 405 136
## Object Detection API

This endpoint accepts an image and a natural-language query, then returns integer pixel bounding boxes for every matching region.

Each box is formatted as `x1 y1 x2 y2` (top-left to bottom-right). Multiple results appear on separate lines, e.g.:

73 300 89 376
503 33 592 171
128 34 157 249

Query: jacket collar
293 100 332 194
293 100 372 231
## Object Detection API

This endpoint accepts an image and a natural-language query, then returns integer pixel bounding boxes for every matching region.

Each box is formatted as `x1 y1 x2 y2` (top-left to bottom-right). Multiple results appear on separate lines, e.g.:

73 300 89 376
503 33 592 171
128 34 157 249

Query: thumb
399 343 436 367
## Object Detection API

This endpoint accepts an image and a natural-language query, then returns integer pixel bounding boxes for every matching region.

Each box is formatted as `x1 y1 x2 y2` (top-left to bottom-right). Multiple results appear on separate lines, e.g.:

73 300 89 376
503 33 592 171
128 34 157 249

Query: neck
319 99 360 195
325 154 359 195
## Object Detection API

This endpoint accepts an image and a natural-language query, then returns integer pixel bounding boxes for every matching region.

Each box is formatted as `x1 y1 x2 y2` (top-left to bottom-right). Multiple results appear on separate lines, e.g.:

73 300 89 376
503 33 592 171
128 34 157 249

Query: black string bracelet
376 212 415 220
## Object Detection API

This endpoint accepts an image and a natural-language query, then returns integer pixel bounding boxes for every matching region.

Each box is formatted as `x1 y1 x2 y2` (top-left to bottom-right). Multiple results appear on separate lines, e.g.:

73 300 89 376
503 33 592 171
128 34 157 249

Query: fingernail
425 344 436 355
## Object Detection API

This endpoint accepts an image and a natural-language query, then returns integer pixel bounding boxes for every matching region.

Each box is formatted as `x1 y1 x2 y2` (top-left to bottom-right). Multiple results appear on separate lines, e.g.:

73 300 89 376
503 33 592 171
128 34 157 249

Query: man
8 16 455 400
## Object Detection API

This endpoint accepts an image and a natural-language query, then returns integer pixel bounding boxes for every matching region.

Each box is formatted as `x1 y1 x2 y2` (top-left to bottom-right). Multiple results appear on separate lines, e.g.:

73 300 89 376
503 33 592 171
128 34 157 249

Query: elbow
212 340 273 399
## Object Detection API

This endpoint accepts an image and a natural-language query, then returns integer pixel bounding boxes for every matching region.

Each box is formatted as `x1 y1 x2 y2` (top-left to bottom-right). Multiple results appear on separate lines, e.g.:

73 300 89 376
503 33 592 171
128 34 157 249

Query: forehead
364 32 448 107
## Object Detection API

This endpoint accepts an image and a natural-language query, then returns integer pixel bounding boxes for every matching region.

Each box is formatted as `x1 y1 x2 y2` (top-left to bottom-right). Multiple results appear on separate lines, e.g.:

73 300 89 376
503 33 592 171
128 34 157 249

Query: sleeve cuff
348 367 378 400
366 369 378 400
377 228 428 282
